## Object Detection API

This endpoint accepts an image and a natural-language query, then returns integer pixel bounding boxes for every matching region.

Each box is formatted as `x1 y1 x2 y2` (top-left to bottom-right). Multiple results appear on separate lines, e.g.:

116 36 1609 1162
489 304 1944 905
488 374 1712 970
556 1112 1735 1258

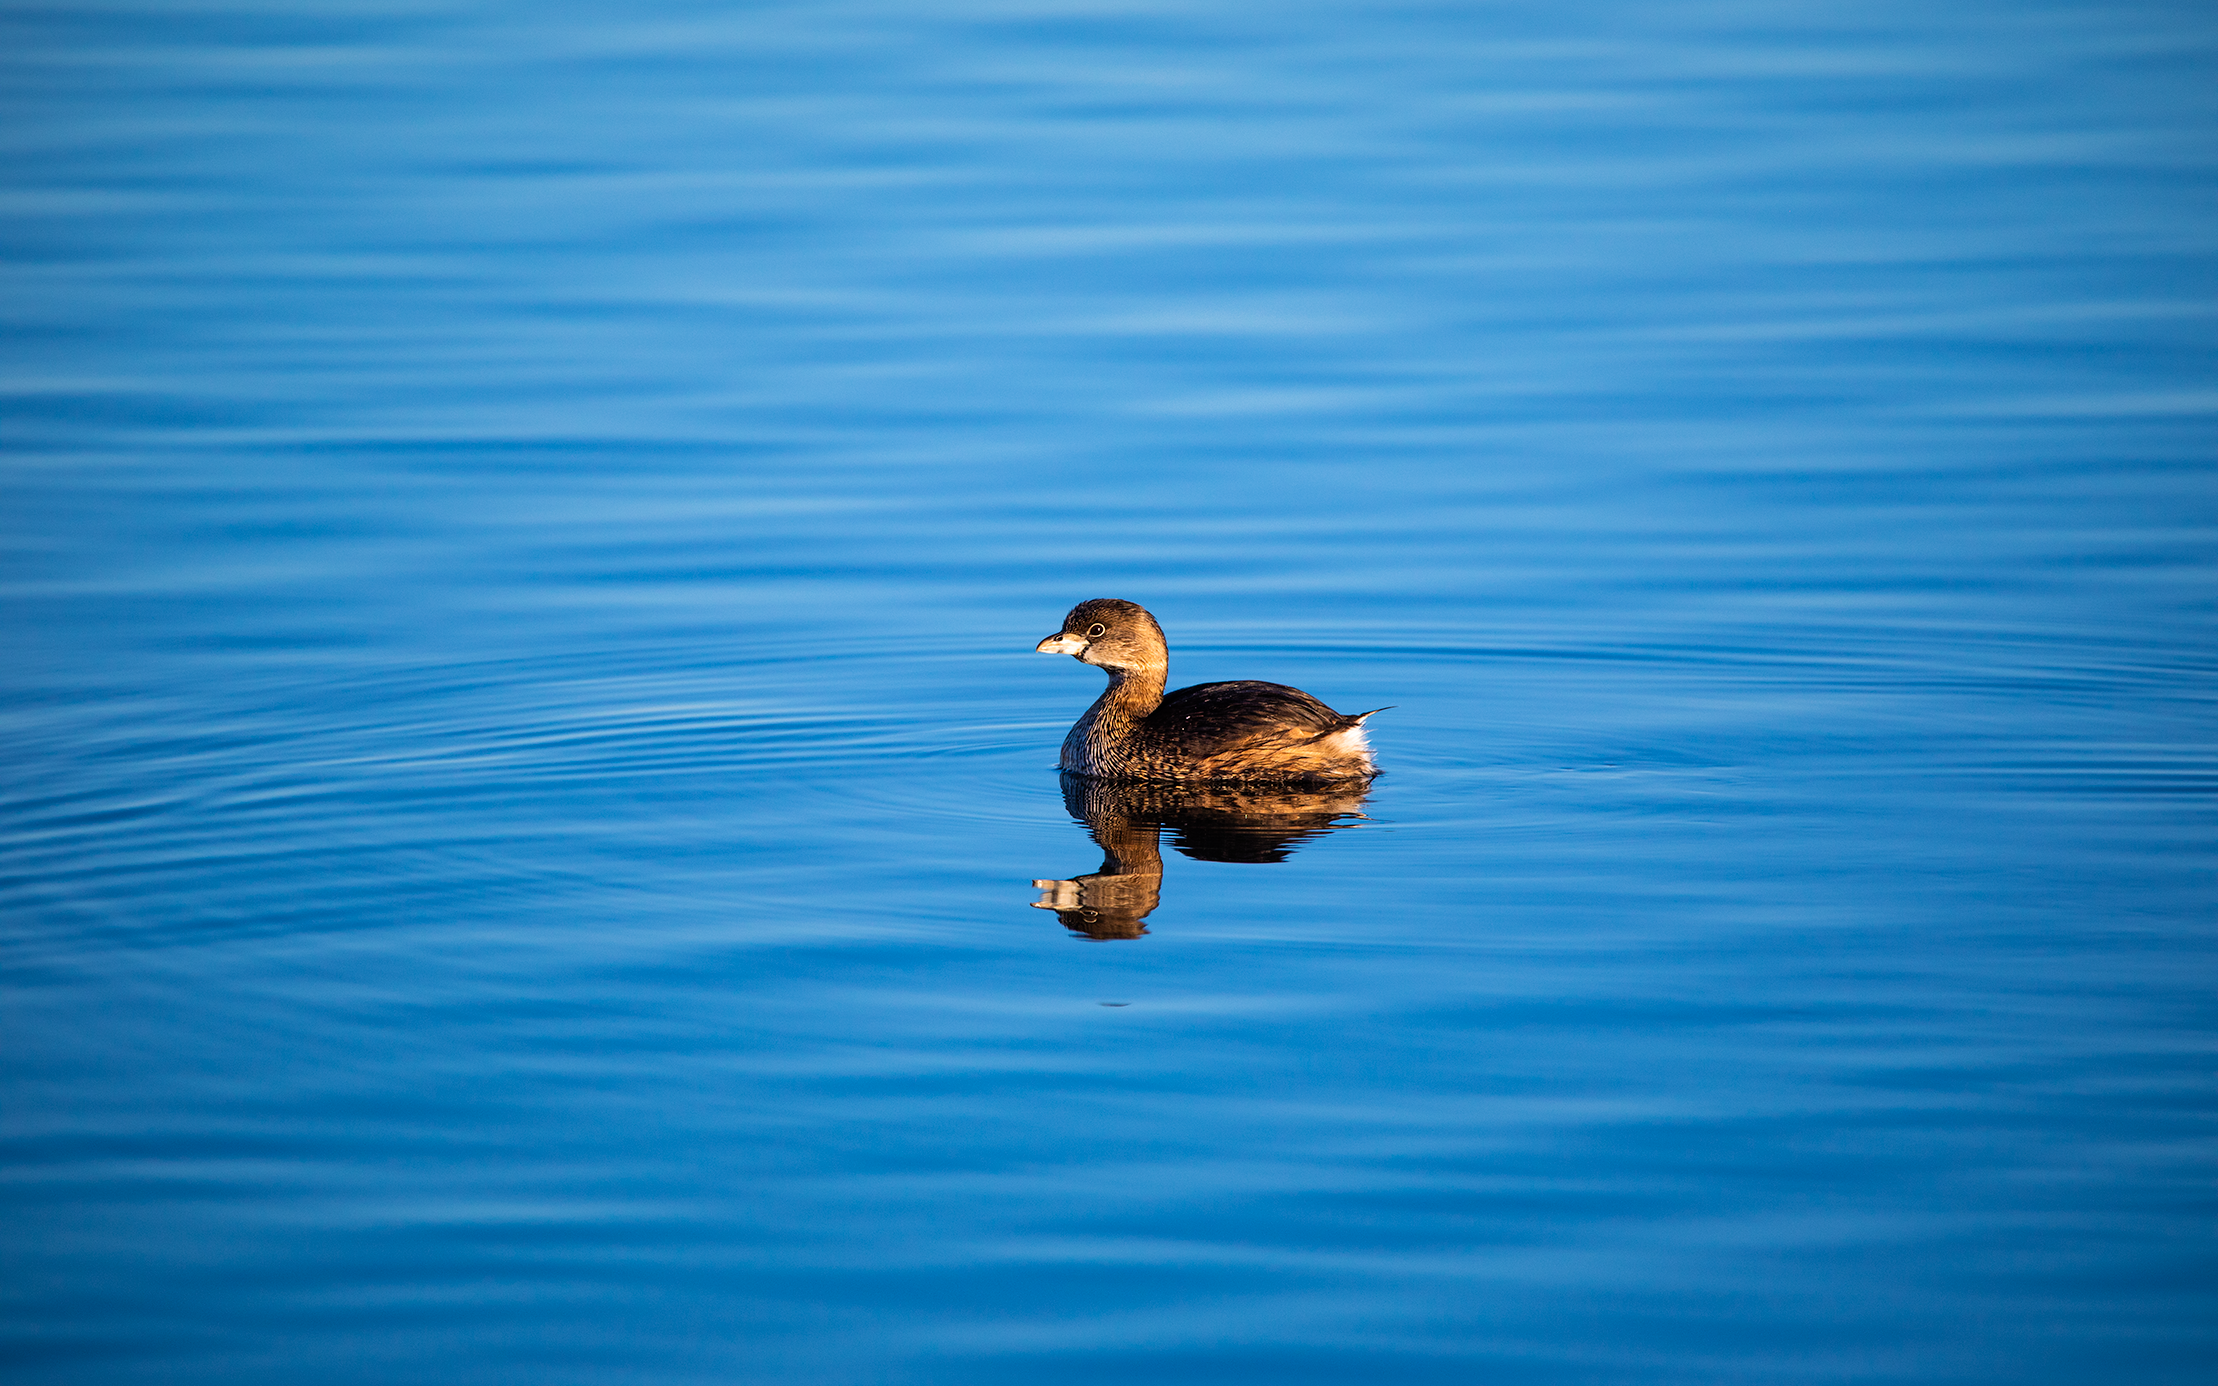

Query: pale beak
1031 878 1081 908
1036 633 1088 654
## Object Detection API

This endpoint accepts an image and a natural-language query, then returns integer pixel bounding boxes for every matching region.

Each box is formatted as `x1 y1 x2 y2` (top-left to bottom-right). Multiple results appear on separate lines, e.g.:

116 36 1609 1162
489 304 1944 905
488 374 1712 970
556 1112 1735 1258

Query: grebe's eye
1086 623 1106 637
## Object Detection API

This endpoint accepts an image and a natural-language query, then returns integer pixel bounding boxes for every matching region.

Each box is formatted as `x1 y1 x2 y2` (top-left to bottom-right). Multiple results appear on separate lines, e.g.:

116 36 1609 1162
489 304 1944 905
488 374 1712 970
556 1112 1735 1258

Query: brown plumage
1033 598 1385 783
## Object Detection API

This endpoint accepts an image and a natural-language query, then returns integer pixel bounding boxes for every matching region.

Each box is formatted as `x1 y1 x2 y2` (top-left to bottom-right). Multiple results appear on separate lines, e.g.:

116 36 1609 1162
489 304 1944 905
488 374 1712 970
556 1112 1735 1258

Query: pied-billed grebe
1034 598 1384 783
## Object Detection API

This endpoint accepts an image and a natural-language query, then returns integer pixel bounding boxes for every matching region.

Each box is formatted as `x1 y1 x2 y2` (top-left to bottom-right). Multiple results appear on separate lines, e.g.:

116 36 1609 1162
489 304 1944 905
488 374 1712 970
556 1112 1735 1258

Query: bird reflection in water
1031 773 1371 939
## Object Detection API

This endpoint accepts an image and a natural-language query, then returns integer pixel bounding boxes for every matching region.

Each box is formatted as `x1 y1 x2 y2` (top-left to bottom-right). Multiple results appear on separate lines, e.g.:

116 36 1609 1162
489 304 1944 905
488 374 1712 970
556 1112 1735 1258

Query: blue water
4 1 2214 1381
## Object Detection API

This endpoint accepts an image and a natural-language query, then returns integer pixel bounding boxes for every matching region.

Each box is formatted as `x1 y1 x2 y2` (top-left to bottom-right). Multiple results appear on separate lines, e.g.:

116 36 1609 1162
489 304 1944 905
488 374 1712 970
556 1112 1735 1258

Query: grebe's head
1034 598 1167 671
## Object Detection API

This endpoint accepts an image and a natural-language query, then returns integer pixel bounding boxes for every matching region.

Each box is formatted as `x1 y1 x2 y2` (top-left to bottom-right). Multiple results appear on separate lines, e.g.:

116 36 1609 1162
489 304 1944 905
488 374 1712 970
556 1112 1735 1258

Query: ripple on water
7 608 2206 966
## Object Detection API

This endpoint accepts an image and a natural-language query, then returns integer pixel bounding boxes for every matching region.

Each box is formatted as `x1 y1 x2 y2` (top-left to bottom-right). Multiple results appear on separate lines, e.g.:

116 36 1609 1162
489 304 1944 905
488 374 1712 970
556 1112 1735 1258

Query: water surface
3 1 2214 1382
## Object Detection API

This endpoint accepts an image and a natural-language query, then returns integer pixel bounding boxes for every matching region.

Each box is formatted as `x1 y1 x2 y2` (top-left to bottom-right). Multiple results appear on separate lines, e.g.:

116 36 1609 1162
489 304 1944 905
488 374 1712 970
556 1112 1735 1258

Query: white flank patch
1322 724 1372 758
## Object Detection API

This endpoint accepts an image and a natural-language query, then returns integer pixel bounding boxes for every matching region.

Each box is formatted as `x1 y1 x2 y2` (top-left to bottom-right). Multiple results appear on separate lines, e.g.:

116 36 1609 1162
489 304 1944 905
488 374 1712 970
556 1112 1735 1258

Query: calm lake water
4 1 2214 1381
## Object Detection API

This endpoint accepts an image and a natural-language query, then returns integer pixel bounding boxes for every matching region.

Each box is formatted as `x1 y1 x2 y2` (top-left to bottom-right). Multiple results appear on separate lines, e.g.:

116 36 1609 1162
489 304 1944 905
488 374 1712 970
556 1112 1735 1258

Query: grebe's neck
1094 661 1166 720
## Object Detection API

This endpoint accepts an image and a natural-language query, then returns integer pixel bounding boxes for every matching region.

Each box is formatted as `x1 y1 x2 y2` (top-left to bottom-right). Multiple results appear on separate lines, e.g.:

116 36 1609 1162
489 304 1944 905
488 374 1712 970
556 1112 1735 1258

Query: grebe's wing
1150 681 1357 742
